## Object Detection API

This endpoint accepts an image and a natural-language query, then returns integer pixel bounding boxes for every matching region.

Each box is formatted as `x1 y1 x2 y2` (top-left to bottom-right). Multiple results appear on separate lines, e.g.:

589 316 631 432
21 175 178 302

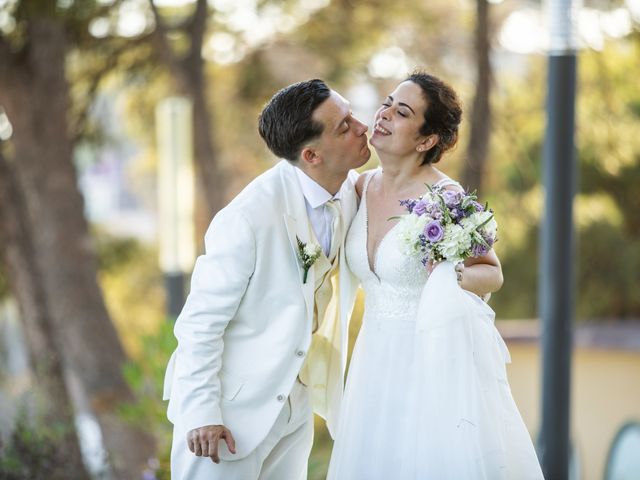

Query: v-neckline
361 170 459 280
363 171 399 281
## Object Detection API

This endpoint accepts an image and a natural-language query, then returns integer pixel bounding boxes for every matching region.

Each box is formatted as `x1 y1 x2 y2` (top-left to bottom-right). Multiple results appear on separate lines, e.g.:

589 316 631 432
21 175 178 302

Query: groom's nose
353 117 368 136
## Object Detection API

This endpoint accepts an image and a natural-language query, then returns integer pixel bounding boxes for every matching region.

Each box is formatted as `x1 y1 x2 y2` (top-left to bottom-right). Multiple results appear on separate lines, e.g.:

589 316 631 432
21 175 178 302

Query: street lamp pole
539 0 580 478
156 97 195 320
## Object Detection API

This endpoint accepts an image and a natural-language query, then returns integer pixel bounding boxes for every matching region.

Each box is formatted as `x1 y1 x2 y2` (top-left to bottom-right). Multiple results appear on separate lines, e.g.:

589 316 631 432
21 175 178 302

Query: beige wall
505 341 640 480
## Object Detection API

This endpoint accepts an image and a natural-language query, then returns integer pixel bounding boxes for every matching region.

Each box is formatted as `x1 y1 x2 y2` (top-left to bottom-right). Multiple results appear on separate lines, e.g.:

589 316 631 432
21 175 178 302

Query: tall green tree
0 148 89 479
487 39 640 320
150 0 226 233
0 2 155 476
462 0 493 193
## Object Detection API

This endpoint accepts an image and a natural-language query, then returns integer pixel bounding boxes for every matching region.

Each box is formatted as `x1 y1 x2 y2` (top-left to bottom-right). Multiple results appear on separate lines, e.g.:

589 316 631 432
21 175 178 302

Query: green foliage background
1 0 640 476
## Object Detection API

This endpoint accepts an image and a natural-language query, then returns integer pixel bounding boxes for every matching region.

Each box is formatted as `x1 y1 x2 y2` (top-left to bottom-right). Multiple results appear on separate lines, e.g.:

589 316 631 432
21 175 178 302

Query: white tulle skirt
327 262 544 480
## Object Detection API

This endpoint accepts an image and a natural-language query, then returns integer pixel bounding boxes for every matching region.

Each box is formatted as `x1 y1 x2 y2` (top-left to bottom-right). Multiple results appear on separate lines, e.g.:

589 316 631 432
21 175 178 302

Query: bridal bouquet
396 185 498 266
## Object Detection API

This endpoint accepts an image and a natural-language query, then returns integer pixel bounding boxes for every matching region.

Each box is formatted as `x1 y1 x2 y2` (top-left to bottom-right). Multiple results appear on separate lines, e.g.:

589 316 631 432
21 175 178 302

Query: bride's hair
406 71 463 165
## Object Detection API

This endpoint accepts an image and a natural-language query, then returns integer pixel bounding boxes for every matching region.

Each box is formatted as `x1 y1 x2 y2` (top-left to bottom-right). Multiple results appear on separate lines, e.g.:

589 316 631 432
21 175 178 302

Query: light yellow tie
325 199 342 261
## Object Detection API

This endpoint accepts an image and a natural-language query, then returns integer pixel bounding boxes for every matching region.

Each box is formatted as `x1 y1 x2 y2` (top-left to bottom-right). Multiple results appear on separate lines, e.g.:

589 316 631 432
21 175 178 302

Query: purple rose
472 201 485 212
443 190 463 207
425 202 443 220
399 199 417 213
424 221 444 243
481 231 496 247
413 200 428 216
471 243 489 257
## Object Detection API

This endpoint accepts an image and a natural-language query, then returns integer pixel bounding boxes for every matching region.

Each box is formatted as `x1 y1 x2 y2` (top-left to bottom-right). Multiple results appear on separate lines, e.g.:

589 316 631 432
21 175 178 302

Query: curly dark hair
258 79 331 162
406 72 463 165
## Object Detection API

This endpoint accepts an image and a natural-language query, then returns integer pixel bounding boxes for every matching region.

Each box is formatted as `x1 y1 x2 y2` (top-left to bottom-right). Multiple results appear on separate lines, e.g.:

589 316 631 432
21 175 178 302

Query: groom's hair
258 79 331 162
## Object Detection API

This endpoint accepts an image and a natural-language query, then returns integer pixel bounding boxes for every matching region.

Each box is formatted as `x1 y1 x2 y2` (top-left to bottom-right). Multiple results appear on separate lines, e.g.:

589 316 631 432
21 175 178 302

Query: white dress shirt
295 167 341 257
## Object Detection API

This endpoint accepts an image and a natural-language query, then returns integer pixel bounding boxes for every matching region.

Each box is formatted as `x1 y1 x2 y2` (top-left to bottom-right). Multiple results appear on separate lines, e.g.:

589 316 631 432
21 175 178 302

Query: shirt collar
295 167 341 209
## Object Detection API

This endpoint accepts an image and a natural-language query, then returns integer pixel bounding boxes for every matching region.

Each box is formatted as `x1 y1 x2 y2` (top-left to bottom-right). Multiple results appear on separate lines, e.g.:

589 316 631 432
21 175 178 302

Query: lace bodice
345 170 460 326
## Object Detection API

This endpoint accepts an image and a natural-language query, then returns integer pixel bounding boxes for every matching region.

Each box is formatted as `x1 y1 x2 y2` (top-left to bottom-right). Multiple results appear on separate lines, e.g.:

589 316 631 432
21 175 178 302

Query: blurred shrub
93 228 166 357
120 321 176 480
492 218 640 320
0 266 8 301
0 411 72 480
576 221 640 319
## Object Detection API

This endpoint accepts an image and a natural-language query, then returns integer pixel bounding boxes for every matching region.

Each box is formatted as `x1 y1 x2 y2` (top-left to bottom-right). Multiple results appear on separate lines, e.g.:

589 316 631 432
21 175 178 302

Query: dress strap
433 177 463 190
362 167 380 197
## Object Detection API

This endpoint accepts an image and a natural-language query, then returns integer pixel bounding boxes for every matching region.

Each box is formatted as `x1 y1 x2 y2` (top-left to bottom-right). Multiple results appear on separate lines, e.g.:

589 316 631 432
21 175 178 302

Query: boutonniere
296 236 322 284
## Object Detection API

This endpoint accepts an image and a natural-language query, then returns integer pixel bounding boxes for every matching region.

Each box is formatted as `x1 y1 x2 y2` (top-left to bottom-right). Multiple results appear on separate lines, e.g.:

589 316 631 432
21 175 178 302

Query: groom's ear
300 147 321 167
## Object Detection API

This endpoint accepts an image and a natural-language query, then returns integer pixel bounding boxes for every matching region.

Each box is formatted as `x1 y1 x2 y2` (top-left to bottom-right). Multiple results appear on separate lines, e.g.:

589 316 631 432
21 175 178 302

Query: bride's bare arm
436 184 503 298
458 249 503 298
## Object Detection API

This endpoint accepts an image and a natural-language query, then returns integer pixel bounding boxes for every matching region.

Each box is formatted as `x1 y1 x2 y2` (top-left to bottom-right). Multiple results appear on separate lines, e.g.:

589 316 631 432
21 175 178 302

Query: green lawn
308 417 333 480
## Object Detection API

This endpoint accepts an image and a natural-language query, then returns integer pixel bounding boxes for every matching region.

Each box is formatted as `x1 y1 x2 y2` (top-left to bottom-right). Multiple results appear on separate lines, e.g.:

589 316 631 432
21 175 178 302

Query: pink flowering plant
395 185 498 266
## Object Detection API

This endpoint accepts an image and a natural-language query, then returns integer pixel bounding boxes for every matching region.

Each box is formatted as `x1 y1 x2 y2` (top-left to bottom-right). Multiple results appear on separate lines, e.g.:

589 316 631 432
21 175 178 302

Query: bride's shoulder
355 167 381 198
433 175 464 193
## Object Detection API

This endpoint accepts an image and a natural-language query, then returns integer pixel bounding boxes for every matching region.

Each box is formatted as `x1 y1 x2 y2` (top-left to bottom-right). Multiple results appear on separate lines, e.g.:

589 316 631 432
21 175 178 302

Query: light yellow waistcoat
299 231 343 419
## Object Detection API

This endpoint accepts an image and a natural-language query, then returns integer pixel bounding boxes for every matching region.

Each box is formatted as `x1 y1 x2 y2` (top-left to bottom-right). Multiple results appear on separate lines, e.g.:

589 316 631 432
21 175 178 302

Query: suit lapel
336 174 358 250
280 162 315 320
336 173 360 374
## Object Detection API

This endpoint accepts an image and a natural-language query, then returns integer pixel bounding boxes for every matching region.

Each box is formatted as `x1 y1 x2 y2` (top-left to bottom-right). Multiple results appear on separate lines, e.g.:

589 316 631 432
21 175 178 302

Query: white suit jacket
163 160 360 460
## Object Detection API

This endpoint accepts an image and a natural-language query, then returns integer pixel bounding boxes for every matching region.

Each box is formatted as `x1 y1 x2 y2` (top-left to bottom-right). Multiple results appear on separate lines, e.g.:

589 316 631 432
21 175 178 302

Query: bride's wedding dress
327 173 544 479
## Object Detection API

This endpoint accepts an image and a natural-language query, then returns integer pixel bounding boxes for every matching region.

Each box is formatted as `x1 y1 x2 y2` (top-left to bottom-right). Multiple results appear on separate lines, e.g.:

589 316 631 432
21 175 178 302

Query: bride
327 72 544 479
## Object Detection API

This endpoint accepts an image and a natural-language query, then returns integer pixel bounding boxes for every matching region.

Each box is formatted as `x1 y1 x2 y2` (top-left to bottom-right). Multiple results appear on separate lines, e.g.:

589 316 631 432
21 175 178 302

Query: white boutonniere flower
296 236 322 284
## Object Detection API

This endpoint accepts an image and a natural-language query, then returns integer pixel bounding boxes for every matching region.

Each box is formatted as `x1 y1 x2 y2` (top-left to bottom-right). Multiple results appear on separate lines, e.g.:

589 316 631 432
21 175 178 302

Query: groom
163 79 370 479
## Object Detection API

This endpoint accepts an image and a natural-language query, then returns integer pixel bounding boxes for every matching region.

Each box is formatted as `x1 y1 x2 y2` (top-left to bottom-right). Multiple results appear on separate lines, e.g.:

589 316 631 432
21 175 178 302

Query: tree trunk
0 151 89 480
462 0 492 194
189 71 226 234
151 0 226 234
0 15 155 478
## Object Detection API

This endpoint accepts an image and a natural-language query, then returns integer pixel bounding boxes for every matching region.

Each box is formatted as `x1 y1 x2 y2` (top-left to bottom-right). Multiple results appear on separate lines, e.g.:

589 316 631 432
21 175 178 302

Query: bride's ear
416 134 439 153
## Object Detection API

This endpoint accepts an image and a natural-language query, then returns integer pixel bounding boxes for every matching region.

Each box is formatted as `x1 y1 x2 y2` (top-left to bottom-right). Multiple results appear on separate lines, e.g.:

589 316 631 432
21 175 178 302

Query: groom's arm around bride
162 79 370 480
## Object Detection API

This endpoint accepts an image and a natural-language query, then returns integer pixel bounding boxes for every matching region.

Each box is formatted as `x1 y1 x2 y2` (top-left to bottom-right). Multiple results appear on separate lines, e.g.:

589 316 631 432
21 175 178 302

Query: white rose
460 216 475 232
304 243 321 257
482 216 498 238
437 223 472 263
469 212 498 238
463 212 497 236
397 213 429 256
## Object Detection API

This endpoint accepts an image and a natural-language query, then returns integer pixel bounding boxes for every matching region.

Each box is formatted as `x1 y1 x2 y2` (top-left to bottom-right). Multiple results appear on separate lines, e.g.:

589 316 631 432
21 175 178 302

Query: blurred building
499 320 640 480
76 92 156 242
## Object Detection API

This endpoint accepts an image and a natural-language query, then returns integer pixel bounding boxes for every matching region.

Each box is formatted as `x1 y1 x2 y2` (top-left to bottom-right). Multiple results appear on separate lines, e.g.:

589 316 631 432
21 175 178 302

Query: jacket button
277 394 285 402
296 350 305 357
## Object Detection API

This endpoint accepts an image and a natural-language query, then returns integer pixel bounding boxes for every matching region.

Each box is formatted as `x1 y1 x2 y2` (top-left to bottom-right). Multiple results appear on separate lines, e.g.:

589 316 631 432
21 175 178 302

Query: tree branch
70 35 151 144
148 0 183 81
186 0 208 64
149 0 210 91
0 35 10 84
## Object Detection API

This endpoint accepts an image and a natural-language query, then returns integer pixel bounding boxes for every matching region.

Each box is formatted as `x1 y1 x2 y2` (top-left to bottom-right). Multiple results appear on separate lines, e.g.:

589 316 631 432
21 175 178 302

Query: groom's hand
187 425 236 464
